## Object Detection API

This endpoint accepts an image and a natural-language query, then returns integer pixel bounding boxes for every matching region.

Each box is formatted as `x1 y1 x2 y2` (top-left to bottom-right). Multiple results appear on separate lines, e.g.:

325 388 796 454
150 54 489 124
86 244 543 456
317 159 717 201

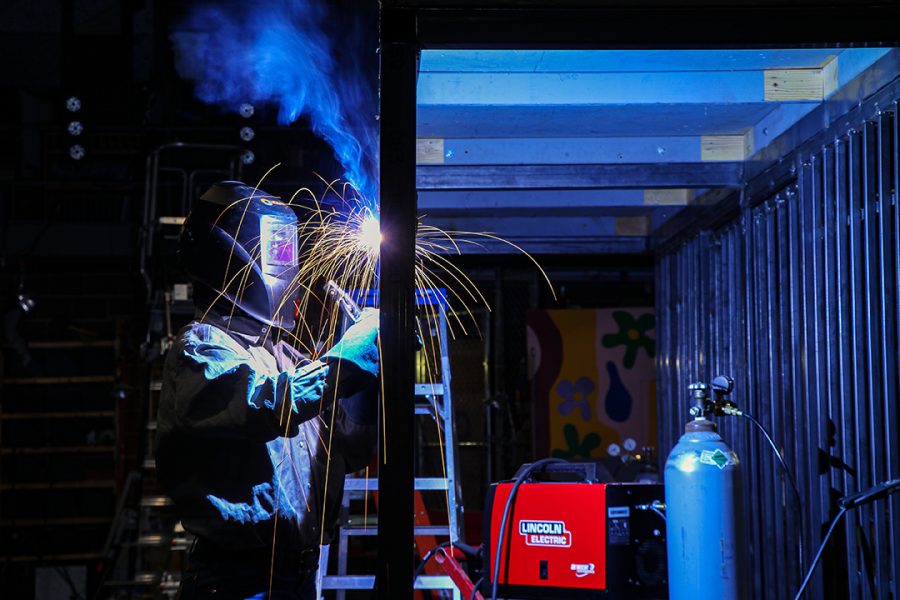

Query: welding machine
483 461 667 599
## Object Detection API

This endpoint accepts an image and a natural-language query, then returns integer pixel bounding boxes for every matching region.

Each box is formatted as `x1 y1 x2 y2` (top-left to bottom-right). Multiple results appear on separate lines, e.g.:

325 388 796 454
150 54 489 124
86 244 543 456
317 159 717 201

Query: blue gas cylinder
664 387 745 600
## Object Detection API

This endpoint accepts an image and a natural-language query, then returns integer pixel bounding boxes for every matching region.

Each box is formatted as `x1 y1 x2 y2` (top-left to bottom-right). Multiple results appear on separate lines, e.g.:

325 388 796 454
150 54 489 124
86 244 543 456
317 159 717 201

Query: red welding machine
484 462 667 599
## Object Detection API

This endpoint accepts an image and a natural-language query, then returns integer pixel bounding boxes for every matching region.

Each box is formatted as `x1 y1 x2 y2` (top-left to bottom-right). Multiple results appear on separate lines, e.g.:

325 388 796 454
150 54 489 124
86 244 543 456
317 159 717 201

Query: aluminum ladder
318 290 463 599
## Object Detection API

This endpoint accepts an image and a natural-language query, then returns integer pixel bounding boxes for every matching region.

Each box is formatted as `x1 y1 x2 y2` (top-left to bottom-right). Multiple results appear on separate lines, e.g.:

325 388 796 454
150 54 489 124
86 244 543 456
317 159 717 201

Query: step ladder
318 290 464 599
95 290 193 599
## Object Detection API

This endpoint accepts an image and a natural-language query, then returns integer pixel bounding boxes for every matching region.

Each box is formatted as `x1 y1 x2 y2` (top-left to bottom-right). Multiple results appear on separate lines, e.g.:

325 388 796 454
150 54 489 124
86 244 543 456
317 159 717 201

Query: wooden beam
701 131 753 161
416 138 445 164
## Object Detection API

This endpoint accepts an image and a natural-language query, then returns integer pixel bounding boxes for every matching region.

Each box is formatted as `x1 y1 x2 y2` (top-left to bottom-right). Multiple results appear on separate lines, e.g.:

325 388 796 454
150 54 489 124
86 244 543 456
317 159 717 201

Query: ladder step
103 572 158 586
6 552 103 563
143 458 156 469
147 420 158 430
2 375 116 385
0 480 115 491
140 495 173 507
414 383 444 396
0 516 112 527
150 381 162 391
343 477 449 492
321 575 455 590
28 340 115 349
1 445 115 455
341 525 451 537
0 411 115 420
122 534 191 549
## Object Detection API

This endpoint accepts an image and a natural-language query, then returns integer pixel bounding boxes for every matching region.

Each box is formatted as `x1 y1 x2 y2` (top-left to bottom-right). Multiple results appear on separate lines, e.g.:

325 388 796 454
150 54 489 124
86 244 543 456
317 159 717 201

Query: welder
155 181 379 600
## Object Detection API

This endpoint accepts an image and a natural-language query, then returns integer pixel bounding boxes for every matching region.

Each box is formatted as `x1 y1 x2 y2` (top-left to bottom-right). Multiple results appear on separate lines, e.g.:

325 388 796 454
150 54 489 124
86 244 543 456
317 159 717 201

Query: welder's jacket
155 314 377 554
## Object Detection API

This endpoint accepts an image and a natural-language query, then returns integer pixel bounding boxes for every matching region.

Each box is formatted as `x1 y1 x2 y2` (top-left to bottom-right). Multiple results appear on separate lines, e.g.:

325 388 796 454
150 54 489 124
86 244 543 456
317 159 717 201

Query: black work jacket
155 314 376 553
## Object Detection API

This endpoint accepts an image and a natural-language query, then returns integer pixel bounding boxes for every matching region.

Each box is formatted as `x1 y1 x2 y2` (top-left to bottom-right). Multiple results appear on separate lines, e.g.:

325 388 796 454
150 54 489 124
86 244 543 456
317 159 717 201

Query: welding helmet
179 181 300 330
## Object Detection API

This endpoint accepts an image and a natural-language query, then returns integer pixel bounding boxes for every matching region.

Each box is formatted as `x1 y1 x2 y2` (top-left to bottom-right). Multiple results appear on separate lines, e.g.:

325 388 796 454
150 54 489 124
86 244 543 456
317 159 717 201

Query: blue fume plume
172 0 378 204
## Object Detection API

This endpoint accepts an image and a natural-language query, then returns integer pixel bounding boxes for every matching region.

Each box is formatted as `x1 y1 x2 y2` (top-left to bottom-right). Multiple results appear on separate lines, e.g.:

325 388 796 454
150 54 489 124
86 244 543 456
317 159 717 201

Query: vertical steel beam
377 8 417 600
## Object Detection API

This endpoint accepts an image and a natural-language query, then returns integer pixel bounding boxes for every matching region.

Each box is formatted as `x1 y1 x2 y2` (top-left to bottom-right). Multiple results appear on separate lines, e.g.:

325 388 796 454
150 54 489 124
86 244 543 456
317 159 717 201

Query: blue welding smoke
171 0 378 204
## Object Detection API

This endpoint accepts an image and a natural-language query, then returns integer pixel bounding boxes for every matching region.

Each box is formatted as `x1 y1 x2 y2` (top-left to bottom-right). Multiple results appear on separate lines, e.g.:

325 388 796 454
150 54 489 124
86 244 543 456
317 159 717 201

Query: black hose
413 541 452 580
469 576 484 600
793 506 847 600
742 411 805 567
491 458 566 600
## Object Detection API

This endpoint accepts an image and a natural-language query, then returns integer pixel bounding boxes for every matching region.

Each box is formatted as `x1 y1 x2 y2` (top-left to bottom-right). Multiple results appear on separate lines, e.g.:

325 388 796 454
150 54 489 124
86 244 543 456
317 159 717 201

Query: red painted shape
488 482 607 590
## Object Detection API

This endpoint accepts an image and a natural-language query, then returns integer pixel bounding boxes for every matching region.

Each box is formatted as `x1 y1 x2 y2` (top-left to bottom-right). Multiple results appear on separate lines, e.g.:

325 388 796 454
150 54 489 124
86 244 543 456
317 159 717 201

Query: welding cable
491 457 567 600
793 506 847 600
413 540 480 581
740 411 805 567
414 541 452 580
469 577 484 600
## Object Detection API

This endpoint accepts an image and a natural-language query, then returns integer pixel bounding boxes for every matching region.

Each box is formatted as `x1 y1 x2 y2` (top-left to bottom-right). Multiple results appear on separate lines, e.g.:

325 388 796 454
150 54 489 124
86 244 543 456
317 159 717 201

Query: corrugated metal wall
656 90 899 597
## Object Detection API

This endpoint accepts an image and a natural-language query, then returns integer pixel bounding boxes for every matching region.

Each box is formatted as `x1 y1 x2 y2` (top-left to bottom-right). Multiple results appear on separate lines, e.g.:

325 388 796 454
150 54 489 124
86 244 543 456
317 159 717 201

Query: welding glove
274 360 331 428
323 308 380 379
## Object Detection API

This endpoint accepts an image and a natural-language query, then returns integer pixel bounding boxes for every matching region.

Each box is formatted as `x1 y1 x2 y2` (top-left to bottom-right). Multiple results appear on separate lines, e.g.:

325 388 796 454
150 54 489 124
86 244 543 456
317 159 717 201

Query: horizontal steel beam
416 163 743 190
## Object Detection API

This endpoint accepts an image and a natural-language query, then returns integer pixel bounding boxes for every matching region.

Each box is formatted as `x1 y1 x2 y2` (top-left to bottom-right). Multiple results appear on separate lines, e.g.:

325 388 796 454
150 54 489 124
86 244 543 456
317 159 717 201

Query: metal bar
833 135 860 600
742 202 767 596
882 100 900 598
862 121 887 596
415 163 743 190
764 198 789 598
876 110 900 598
800 155 829 600
377 9 418 599
820 142 848 595
847 128 870 599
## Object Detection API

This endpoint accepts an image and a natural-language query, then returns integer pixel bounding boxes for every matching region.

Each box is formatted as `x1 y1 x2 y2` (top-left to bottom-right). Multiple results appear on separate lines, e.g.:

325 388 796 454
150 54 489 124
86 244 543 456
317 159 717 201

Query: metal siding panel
765 198 790 598
847 128 872 600
890 105 900 598
655 96 898 596
811 152 832 599
819 142 849 598
876 111 899 597
798 157 825 600
862 121 887 597
832 135 861 600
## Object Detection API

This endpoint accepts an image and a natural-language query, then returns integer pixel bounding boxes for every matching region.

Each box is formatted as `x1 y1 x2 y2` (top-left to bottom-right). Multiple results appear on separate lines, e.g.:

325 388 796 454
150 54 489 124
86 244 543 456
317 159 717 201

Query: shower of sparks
203 167 554 593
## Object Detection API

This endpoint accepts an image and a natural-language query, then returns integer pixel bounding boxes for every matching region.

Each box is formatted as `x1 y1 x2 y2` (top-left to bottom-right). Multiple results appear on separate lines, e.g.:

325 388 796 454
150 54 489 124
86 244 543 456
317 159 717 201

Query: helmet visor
260 214 298 272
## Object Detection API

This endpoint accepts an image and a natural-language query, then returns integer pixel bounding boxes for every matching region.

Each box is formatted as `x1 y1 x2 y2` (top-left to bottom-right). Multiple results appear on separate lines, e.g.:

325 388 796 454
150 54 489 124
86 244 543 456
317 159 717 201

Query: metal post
377 8 417 599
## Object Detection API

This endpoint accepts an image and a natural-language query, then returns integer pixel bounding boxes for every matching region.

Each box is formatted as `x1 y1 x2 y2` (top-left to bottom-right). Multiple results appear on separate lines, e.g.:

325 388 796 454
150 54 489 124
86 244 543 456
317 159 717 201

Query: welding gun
325 280 363 322
324 280 422 350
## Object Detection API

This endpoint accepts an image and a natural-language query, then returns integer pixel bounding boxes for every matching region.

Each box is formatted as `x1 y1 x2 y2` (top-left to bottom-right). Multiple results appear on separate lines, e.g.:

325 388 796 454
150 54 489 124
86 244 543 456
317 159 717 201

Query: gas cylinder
664 382 745 600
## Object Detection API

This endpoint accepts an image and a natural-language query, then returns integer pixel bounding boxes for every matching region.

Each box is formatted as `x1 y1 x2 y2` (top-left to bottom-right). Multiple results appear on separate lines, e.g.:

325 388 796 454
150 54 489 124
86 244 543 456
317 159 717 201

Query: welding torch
325 280 363 322
324 280 422 350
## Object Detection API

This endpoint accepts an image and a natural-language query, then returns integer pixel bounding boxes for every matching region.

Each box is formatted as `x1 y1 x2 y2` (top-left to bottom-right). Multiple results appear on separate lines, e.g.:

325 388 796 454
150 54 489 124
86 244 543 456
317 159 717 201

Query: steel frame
377 3 900 598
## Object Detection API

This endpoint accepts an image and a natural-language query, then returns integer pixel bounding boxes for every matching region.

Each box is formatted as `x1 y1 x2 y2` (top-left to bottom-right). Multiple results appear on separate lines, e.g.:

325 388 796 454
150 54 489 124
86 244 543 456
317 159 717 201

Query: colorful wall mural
527 308 657 459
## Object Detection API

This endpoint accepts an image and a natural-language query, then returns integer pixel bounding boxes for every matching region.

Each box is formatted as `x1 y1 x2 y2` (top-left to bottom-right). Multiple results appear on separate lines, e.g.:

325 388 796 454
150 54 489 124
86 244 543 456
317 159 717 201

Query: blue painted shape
603 361 632 423
437 136 702 165
417 72 764 106
419 49 847 73
417 104 775 138
556 376 595 422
